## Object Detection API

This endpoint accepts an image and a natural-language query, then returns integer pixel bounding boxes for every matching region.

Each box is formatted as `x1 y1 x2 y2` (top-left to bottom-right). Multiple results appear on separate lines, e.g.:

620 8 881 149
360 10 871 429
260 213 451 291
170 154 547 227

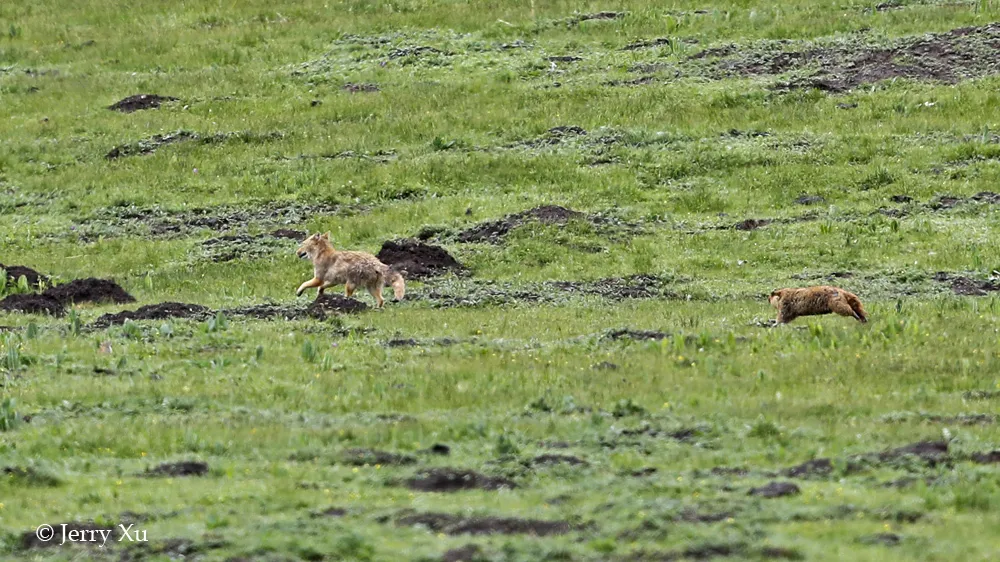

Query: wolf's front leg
296 277 322 296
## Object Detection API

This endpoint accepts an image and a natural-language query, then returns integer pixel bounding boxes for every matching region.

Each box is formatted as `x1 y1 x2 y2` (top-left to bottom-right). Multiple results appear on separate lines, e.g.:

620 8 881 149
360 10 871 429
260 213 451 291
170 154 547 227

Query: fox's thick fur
768 286 867 324
295 233 404 308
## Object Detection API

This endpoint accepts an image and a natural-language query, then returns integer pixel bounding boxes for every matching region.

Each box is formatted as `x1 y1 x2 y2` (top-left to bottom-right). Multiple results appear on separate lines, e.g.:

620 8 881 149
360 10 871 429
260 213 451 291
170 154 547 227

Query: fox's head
768 289 787 309
296 232 332 260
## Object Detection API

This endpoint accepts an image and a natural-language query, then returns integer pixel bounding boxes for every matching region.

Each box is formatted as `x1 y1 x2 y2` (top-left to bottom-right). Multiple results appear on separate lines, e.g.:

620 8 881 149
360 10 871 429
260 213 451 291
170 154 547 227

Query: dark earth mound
677 508 734 523
457 205 585 243
859 533 902 546
970 450 1000 464
734 218 772 231
0 294 64 316
604 329 670 341
306 294 369 319
963 390 1000 400
44 278 135 305
749 481 800 498
397 511 571 536
312 507 348 518
142 461 209 477
0 264 48 287
872 440 949 466
201 232 296 262
106 130 197 159
531 454 587 466
551 274 676 300
442 544 482 562
699 23 1000 93
21 521 115 549
92 302 210 328
223 303 308 321
794 194 825 205
343 82 380 93
425 443 451 455
339 448 417 466
933 272 1000 296
405 468 517 492
376 239 466 279
270 228 306 240
108 94 178 113
783 458 833 478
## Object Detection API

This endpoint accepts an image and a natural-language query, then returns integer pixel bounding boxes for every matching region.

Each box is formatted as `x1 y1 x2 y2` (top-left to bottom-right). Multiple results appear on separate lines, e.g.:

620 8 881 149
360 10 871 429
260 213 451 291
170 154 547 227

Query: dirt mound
794 194 825 205
859 533 901 546
878 440 949 464
734 218 772 231
783 458 833 478
312 507 347 518
604 329 670 341
552 274 675 300
108 94 178 113
106 130 197 160
677 508 734 523
201 233 295 262
44 278 135 305
933 272 1000 296
971 450 1000 464
339 448 417 466
531 454 587 467
92 302 210 328
142 461 209 477
457 205 585 243
0 264 48 287
748 481 800 498
21 521 115 549
0 294 64 316
343 82 380 93
270 228 306 240
964 390 1000 400
425 443 451 455
224 303 307 321
306 295 369 319
702 23 1000 92
442 544 482 562
397 511 571 536
376 239 466 279
405 468 517 492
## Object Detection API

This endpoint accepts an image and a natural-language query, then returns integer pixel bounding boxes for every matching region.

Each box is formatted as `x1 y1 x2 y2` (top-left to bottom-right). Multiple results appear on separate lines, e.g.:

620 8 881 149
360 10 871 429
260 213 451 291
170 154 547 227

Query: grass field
3 1 1000 560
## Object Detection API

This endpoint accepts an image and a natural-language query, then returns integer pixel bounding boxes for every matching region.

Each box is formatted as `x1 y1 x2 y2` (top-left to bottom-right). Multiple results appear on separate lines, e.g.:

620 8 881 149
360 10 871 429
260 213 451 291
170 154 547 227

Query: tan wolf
295 233 405 307
768 286 868 324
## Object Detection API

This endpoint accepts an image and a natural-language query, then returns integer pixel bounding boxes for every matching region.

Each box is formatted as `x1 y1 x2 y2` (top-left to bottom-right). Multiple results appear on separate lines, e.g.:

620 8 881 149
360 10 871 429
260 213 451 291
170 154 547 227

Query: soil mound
0 294 64 316
44 278 135 305
108 94 178 113
91 302 210 328
376 239 465 279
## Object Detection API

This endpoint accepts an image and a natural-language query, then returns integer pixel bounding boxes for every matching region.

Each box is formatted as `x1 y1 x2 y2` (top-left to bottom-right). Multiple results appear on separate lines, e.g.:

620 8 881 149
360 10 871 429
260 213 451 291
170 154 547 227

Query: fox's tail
843 292 868 323
385 269 405 301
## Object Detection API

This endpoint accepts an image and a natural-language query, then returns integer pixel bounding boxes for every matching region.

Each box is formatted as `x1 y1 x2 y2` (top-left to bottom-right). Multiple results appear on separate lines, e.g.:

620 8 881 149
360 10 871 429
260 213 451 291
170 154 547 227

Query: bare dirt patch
695 23 1000 93
859 533 902 546
397 511 571 536
734 218 772 231
108 94 178 113
933 272 1000 296
306 294 369 318
531 454 588 467
105 130 283 160
783 458 834 478
552 274 677 300
442 544 482 562
376 239 466 279
970 450 1000 464
457 205 585 243
44 278 135 305
91 302 211 328
339 448 417 466
0 264 49 287
142 461 209 477
201 232 299 262
0 294 64 316
604 328 671 342
342 82 380 93
405 468 517 492
748 481 800 498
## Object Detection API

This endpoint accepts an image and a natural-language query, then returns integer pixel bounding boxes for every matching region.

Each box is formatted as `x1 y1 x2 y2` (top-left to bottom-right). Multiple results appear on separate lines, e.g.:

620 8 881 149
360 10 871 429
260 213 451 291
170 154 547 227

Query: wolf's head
296 232 331 260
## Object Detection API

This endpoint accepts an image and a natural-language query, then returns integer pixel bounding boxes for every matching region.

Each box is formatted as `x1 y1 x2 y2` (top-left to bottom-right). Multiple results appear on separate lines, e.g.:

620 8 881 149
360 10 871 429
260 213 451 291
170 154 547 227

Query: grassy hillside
3 1 1000 560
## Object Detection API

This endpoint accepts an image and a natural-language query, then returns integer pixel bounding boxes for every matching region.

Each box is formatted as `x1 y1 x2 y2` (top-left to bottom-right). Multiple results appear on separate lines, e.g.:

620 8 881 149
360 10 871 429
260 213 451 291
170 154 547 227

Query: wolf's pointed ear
321 232 330 240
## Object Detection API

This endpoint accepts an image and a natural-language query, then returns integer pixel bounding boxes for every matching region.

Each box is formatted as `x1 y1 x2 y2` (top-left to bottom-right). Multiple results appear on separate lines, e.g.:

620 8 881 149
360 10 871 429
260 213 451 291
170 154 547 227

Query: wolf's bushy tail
386 269 405 300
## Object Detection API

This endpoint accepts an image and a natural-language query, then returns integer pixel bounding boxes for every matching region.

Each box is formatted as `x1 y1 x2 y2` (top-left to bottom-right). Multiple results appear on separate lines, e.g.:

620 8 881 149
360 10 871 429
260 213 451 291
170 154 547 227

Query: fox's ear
311 233 321 240
321 232 330 240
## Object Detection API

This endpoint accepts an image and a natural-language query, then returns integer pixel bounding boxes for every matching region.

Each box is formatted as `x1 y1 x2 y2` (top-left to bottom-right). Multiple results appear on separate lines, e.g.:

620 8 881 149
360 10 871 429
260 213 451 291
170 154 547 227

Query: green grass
4 0 1000 560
